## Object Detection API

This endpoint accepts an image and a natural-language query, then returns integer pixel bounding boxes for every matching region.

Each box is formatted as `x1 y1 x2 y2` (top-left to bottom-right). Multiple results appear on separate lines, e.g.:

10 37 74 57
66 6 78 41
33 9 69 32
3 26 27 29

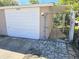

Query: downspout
41 12 48 39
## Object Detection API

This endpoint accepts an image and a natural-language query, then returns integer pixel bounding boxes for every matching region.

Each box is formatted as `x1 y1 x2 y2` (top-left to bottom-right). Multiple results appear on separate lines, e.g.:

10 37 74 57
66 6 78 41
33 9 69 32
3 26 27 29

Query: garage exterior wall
0 10 7 35
0 6 53 39
40 7 52 39
5 7 40 39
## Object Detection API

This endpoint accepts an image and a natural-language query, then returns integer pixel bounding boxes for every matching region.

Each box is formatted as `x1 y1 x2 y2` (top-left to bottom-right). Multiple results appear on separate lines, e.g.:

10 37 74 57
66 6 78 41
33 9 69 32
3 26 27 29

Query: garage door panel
5 8 40 39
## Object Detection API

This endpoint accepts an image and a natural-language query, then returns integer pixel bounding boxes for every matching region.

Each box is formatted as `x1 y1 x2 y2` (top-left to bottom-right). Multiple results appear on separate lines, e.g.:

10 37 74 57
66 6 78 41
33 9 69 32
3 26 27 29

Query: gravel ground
0 36 77 59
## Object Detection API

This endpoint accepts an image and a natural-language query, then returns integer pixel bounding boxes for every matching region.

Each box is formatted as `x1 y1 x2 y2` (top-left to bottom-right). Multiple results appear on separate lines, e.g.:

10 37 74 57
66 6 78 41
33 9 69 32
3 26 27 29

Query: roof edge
0 4 71 9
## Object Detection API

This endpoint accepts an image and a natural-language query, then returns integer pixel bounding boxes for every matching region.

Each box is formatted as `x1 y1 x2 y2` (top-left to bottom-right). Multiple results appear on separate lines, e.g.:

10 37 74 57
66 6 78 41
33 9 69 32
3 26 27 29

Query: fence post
69 9 75 42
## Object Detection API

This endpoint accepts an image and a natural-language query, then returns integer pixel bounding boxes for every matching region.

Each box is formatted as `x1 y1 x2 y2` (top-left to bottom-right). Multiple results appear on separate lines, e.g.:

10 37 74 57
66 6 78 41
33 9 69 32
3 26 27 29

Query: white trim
0 4 70 9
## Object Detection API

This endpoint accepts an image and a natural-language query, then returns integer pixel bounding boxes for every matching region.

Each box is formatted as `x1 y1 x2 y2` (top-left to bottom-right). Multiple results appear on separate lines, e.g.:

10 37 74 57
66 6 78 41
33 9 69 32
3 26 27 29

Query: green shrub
29 0 39 4
76 17 79 21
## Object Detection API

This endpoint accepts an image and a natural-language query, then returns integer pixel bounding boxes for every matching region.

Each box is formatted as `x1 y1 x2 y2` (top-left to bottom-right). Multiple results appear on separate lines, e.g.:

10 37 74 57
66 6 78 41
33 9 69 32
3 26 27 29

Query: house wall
40 7 52 39
0 10 7 35
5 7 40 39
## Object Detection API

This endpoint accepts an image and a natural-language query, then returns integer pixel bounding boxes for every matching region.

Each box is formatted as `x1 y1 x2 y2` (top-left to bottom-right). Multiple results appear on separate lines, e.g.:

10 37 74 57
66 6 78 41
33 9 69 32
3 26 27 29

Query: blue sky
19 0 58 5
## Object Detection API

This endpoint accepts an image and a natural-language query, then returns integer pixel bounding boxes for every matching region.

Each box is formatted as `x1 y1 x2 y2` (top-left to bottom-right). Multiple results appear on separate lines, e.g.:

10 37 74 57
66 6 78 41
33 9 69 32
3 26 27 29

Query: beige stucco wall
40 7 53 39
0 9 7 35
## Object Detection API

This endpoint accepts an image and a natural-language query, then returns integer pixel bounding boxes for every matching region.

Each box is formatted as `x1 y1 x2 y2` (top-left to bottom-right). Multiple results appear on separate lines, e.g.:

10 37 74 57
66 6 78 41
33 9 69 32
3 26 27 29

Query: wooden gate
48 13 67 39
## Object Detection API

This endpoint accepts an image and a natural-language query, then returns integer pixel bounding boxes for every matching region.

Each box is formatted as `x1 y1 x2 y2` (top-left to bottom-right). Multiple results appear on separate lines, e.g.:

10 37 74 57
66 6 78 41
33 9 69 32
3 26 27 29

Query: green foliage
53 14 63 26
65 13 70 25
76 17 79 21
59 0 79 11
29 0 39 4
0 0 18 6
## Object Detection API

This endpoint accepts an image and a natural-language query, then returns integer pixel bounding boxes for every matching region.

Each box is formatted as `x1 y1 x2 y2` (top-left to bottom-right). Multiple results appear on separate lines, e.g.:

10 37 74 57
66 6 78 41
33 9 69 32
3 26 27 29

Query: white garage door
5 8 40 39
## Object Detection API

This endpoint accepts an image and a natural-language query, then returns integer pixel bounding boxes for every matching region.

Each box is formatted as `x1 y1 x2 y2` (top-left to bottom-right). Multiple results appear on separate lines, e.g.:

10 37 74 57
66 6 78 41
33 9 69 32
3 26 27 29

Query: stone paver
0 36 77 59
49 28 66 39
0 49 47 59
